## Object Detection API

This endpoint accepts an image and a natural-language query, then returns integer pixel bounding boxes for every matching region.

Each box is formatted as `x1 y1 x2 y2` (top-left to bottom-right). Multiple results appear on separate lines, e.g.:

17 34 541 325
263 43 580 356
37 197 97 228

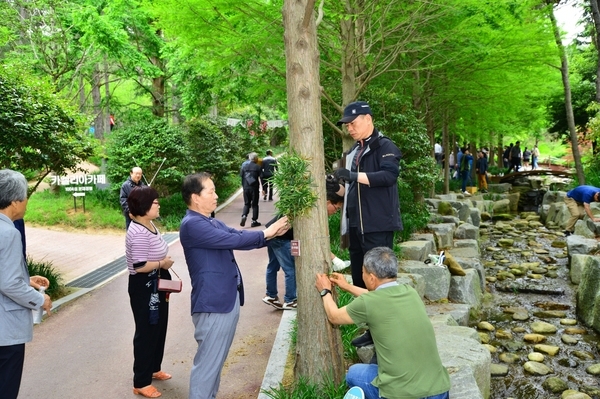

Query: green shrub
398 180 430 242
105 119 193 197
26 257 67 299
262 375 347 399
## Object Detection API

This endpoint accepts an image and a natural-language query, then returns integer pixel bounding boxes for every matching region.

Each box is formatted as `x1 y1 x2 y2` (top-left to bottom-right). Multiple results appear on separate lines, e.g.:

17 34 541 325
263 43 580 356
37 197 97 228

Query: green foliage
262 375 347 399
0 65 93 192
373 101 438 201
105 119 192 196
398 180 431 242
183 118 235 182
272 153 319 223
26 257 67 300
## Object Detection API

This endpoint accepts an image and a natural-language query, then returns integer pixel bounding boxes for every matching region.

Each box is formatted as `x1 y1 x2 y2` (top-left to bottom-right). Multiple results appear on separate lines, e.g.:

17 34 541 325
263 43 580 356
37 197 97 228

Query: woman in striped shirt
126 186 174 398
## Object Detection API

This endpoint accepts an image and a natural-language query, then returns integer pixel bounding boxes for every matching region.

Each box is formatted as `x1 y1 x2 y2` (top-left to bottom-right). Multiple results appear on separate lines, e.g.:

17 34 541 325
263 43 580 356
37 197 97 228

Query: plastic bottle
33 286 46 324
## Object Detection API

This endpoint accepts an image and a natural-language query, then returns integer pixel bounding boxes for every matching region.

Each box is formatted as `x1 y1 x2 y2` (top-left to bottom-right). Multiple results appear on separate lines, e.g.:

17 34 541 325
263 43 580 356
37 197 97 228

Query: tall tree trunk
549 7 586 184
442 112 450 194
92 64 104 140
340 2 357 150
151 54 165 118
104 57 111 137
283 0 345 384
78 75 86 113
589 0 600 153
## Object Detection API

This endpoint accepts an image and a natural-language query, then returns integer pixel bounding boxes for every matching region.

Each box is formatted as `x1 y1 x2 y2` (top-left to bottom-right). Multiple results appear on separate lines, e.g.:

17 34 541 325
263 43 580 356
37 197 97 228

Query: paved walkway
19 190 287 399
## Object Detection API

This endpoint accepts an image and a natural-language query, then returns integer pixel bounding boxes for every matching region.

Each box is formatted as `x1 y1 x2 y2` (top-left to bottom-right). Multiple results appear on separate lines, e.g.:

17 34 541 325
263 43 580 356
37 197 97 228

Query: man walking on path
475 150 488 193
240 153 262 227
333 101 403 289
120 167 146 229
563 185 600 236
261 150 277 201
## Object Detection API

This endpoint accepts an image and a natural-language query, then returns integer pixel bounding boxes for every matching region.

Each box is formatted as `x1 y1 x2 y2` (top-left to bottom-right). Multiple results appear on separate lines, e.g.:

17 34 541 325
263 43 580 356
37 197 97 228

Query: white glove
332 257 348 272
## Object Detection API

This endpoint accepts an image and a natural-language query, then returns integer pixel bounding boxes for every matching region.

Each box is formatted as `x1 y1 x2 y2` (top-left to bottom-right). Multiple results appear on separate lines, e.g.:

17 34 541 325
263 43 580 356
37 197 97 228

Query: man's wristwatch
320 289 332 298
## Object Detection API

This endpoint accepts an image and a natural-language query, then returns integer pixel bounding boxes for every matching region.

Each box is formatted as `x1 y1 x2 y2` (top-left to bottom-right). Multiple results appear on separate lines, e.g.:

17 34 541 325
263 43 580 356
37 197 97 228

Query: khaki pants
564 197 584 232
477 174 488 190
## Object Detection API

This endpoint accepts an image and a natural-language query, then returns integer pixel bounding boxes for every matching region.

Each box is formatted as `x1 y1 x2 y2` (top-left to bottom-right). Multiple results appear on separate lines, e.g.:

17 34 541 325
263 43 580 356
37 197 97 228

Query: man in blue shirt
564 185 600 236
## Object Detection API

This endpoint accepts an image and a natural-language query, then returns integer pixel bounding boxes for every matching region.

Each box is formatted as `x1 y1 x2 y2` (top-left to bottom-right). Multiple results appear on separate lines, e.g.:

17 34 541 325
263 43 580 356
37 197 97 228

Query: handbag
158 267 182 293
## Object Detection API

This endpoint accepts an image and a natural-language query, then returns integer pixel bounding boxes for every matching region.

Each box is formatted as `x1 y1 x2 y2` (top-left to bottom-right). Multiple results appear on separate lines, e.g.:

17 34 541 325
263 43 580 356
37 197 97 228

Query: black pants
261 177 274 200
242 186 260 221
348 228 394 288
129 272 170 388
0 343 25 399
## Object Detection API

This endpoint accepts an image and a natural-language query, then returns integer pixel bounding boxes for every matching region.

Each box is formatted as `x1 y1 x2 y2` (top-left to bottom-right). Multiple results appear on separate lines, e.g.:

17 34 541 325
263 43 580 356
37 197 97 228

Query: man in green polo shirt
316 247 450 399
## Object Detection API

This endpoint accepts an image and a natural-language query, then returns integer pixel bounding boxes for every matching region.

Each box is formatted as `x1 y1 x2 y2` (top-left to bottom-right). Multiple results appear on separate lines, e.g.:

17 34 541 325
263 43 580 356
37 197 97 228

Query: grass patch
27 257 69 300
26 188 124 230
262 375 348 399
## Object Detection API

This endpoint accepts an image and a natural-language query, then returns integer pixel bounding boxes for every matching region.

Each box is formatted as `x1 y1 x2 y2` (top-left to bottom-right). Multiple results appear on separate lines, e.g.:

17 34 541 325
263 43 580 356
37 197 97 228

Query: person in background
240 152 262 227
333 101 403 289
502 144 511 170
120 167 146 230
179 172 289 399
522 147 531 170
506 141 521 173
532 145 540 170
434 142 442 165
262 177 346 310
475 150 488 194
315 247 450 399
126 186 174 398
563 185 600 237
0 169 52 399
459 148 473 196
455 147 463 180
448 151 455 178
261 150 278 201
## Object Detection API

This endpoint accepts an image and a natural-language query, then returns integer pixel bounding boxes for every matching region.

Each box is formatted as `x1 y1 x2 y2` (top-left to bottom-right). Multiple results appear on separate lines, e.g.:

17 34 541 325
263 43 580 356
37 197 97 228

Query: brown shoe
133 385 161 398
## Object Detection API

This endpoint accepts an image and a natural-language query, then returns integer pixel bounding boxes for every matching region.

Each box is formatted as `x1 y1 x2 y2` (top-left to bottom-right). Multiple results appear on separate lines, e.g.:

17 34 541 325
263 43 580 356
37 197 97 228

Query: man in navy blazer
180 172 289 399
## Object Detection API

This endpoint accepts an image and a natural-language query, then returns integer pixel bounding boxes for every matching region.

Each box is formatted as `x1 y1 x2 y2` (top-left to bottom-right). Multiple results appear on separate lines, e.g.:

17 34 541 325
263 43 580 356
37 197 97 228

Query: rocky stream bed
477 213 600 399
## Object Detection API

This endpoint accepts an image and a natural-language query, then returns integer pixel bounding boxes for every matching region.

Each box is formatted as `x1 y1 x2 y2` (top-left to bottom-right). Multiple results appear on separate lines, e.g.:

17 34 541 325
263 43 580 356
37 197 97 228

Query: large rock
399 240 434 262
493 199 510 214
542 190 566 207
575 220 596 239
427 303 472 326
456 202 472 222
455 223 480 240
489 183 511 193
571 255 599 285
449 269 483 309
436 334 491 399
398 260 451 301
411 233 438 253
567 236 600 256
554 203 570 230
576 256 600 334
507 192 520 212
470 208 482 227
428 223 456 249
396 273 426 298
453 257 486 291
450 239 481 258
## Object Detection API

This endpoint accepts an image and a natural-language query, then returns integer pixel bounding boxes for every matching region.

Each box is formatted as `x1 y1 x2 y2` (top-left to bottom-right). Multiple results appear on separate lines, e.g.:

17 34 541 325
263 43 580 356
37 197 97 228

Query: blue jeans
346 364 449 399
265 238 296 303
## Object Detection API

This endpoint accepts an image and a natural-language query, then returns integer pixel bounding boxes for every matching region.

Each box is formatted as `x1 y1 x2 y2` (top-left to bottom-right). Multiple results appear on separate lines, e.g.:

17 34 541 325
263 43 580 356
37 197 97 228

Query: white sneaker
462 191 471 196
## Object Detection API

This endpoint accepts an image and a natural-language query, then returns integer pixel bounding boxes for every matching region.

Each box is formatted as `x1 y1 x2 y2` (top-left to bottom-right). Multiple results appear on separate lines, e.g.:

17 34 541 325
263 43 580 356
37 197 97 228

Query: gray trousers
189 295 240 399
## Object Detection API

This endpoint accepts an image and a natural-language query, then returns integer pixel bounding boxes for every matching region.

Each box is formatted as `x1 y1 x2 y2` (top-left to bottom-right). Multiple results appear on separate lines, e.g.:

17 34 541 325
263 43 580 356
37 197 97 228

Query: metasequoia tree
548 1 586 184
282 0 345 383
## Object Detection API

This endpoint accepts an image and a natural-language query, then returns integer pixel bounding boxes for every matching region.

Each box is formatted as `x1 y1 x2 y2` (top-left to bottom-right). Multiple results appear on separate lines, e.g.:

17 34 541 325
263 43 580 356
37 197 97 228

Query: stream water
475 214 600 398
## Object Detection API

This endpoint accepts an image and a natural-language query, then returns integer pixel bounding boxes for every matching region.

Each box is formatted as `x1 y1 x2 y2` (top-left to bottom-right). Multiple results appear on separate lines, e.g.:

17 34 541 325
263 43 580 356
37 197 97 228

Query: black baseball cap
337 101 372 126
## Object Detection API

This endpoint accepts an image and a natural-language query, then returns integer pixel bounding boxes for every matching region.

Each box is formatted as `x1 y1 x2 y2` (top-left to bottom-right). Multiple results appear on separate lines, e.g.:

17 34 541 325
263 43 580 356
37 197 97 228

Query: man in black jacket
333 101 403 288
240 152 262 227
261 150 277 201
119 167 146 229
